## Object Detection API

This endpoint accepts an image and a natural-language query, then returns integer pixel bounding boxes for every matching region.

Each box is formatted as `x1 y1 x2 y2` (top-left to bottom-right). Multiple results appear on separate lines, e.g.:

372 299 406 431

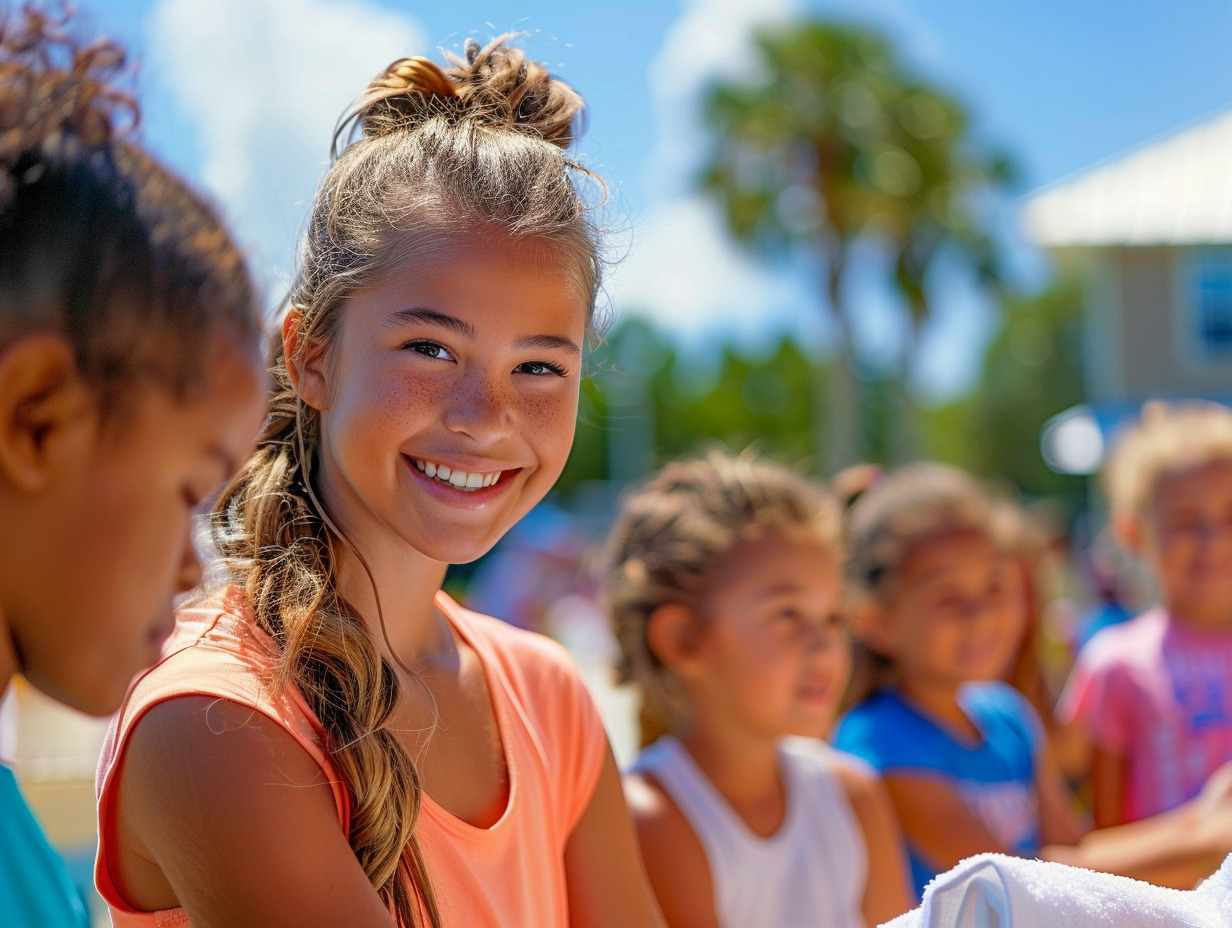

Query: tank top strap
632 737 758 898
779 738 867 899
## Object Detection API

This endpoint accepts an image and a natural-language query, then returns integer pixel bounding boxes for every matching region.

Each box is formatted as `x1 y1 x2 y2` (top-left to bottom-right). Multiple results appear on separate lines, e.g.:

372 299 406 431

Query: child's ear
282 309 330 411
0 334 87 493
645 603 705 678
849 598 895 657
1111 510 1145 557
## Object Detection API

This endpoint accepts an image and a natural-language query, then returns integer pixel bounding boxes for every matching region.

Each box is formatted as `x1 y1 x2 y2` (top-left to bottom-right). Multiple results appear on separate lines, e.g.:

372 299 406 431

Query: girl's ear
645 603 705 678
282 309 330 411
849 598 895 658
1111 509 1145 557
0 334 88 493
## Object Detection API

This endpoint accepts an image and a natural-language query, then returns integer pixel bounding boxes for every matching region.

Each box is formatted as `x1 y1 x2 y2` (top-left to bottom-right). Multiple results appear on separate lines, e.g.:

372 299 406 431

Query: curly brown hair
0 3 261 411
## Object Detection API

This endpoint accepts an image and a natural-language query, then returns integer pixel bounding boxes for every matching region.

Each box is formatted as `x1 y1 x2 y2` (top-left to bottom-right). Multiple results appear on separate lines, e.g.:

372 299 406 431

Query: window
1188 249 1232 360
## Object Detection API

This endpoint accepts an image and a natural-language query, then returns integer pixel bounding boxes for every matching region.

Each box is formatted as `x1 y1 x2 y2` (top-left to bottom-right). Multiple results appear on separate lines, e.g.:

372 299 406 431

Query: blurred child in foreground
0 5 264 924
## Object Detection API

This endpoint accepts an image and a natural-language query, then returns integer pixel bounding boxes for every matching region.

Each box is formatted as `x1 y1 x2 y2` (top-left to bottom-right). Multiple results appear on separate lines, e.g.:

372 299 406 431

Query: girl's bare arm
563 750 671 928
834 762 914 925
115 696 398 928
618 769 718 928
883 774 1011 872
1088 745 1129 828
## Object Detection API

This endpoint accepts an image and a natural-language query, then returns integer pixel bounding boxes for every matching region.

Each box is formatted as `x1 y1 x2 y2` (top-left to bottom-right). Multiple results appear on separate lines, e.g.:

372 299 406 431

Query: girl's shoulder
960 682 1038 728
436 590 590 697
834 688 918 740
781 736 877 780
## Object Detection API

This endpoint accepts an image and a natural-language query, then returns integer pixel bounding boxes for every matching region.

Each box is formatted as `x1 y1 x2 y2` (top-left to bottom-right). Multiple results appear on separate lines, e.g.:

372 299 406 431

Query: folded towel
882 853 1232 928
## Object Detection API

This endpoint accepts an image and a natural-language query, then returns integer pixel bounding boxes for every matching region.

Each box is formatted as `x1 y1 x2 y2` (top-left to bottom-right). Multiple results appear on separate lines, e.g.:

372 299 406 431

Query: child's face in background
878 528 1023 694
303 232 587 566
1139 459 1232 628
7 338 265 715
690 532 849 741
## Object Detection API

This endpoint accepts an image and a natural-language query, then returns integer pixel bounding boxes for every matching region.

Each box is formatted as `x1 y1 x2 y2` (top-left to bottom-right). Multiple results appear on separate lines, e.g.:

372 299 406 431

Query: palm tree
699 20 1013 466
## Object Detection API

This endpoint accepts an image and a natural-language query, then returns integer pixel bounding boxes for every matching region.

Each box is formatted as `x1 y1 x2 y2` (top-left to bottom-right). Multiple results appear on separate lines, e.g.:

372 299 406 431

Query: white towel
882 853 1232 928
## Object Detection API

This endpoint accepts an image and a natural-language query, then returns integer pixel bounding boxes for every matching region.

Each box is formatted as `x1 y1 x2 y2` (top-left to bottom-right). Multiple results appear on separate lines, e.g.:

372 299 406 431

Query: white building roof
1023 108 1232 247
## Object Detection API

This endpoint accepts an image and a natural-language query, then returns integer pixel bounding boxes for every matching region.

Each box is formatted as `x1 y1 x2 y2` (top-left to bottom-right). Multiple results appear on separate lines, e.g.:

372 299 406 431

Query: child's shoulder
436 591 594 713
835 688 917 734
438 591 578 668
1077 606 1170 670
622 741 706 855
782 737 884 807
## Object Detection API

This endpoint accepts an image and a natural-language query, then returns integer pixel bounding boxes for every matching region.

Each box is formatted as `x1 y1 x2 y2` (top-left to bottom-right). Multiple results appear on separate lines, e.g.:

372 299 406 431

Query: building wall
1083 247 1232 402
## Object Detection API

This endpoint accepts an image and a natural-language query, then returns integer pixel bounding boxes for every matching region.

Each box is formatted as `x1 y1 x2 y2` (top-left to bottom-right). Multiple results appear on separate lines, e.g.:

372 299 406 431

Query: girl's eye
515 360 569 377
403 340 454 361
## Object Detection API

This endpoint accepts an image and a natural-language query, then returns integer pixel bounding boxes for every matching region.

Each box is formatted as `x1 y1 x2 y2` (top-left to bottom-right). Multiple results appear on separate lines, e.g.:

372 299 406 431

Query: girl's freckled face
308 232 588 565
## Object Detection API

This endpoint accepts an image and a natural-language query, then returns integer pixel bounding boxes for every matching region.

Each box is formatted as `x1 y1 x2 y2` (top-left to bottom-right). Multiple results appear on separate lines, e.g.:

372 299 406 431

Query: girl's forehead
704 532 840 596
336 236 589 336
896 527 1002 581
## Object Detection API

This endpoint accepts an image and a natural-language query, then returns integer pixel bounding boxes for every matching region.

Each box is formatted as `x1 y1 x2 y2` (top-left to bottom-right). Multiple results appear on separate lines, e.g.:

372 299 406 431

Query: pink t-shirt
95 587 607 927
1059 606 1232 821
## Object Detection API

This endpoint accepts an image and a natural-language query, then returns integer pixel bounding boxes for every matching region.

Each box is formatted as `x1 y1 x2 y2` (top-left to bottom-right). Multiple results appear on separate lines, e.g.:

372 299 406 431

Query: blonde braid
212 340 440 925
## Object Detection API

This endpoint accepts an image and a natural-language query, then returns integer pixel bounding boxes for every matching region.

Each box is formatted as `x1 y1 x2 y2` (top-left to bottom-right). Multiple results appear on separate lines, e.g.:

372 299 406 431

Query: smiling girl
94 37 665 928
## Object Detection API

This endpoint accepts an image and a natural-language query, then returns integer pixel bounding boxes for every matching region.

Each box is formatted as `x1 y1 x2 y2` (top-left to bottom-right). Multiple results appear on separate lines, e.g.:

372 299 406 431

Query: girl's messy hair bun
0 4 137 208
334 34 584 156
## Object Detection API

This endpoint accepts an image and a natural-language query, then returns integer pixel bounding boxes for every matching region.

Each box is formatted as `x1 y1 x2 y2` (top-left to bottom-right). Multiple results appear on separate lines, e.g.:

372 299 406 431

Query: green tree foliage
698 19 1013 463
556 316 824 492
925 276 1086 500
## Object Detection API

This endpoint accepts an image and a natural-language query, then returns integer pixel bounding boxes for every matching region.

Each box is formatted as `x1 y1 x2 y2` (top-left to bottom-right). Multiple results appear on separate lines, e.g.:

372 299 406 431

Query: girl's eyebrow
519 333 581 355
386 307 476 339
386 307 581 355
757 581 806 599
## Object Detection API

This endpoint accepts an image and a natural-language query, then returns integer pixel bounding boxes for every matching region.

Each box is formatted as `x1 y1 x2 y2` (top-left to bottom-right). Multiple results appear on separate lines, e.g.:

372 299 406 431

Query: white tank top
633 736 868 928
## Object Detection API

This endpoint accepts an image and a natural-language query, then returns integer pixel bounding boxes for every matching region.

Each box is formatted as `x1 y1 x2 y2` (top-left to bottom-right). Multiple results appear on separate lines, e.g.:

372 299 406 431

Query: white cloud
609 0 817 341
149 0 426 303
609 197 819 343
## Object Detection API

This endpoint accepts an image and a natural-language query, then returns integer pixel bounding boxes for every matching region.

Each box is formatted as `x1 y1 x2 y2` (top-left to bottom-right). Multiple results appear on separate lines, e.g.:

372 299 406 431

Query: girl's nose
443 371 516 443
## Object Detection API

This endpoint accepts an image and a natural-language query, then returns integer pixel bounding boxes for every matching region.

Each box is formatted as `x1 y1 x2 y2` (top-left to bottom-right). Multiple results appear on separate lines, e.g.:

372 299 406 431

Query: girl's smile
294 231 588 566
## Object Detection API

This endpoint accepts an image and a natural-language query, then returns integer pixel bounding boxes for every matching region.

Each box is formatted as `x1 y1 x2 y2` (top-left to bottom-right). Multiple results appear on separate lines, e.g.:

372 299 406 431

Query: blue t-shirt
0 762 90 927
833 682 1043 899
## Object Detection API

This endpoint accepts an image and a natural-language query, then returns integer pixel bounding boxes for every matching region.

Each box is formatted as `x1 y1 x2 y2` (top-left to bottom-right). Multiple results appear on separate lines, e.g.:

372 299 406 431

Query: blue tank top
834 683 1042 899
0 762 90 927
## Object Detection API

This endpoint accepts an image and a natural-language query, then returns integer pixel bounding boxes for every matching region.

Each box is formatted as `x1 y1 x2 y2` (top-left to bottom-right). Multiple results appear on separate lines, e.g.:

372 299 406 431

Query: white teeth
411 458 502 492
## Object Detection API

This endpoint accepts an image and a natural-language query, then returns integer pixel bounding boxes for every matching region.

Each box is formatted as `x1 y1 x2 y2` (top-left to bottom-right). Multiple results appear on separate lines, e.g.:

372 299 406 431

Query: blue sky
83 0 1232 397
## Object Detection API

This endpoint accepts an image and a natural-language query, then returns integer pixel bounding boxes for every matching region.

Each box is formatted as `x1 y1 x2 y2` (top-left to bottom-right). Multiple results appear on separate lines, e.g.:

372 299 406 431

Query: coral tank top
96 587 607 927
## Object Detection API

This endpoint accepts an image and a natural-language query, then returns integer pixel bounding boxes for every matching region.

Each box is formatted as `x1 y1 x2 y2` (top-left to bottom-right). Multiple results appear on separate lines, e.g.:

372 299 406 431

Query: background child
95 36 665 928
0 5 265 925
608 450 912 928
1059 400 1232 827
834 462 1083 899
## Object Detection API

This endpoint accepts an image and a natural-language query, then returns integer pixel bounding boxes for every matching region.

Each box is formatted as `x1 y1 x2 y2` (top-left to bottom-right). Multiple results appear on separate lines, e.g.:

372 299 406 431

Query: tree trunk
888 317 922 465
823 259 862 471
